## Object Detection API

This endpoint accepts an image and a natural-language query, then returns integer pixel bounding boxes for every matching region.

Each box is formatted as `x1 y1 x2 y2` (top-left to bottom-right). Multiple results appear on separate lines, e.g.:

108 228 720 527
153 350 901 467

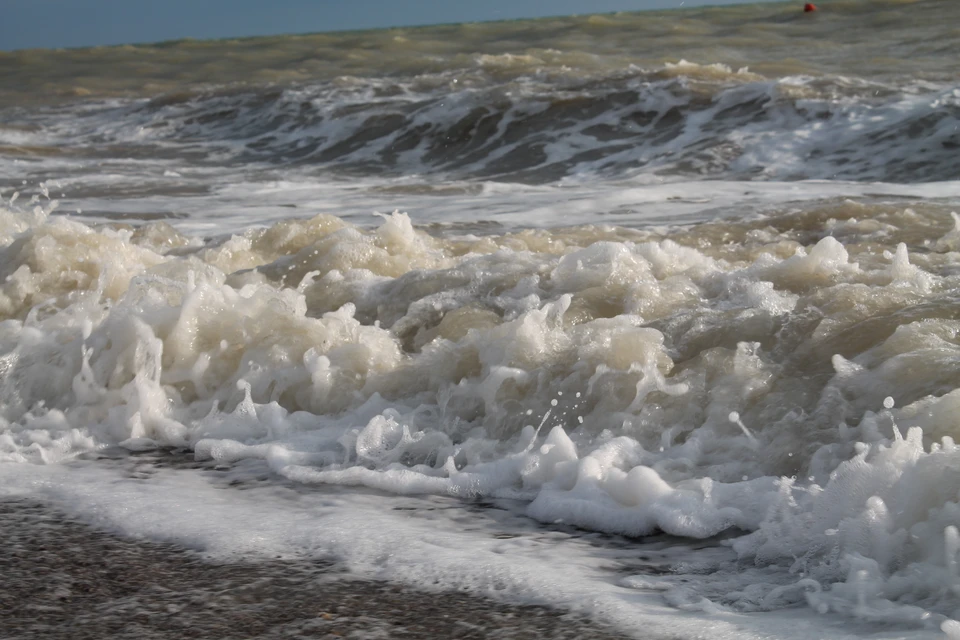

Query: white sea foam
5 7 960 635
4 191 960 636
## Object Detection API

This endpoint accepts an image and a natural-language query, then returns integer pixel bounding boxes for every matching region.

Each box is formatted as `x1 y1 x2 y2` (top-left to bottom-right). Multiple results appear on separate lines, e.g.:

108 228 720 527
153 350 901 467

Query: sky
0 0 780 51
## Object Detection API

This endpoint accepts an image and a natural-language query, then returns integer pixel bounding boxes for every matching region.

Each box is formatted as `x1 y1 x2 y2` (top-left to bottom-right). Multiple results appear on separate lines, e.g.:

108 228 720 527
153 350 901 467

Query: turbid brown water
1 0 958 108
3 1 960 638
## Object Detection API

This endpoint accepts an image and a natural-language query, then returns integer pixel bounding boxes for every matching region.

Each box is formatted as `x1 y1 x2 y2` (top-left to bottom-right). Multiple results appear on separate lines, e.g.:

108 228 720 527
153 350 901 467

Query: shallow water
2 495 625 639
2 0 960 638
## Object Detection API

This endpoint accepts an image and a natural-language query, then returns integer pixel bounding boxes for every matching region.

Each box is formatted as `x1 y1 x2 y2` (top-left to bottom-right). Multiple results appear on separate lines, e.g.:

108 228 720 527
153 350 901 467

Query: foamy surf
4 0 960 636
2 69 957 184
1 187 960 637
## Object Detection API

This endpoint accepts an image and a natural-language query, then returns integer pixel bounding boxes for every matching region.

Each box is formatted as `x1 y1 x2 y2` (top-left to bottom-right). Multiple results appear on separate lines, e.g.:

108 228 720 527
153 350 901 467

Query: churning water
2 0 960 637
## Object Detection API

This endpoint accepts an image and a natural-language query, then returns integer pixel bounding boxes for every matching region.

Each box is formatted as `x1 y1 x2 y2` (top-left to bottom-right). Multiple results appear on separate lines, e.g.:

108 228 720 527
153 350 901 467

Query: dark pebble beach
0 499 632 640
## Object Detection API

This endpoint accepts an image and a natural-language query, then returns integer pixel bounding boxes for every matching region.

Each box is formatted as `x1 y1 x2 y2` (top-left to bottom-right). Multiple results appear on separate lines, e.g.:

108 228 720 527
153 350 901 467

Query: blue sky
0 0 777 51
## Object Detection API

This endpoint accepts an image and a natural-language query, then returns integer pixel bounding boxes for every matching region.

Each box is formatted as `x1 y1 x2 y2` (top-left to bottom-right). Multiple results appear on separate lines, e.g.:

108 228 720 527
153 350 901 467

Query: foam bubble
2 194 960 632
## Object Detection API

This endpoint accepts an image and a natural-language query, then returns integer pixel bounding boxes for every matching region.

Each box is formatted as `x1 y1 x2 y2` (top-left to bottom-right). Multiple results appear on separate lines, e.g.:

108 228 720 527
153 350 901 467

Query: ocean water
2 0 960 637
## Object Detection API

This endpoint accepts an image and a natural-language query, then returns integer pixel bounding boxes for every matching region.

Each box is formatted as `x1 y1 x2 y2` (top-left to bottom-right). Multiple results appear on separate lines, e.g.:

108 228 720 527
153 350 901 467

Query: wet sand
0 499 631 639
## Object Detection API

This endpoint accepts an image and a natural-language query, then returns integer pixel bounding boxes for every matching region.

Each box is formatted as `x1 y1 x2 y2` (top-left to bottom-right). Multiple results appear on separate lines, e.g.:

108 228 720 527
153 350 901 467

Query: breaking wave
4 195 960 630
4 64 959 184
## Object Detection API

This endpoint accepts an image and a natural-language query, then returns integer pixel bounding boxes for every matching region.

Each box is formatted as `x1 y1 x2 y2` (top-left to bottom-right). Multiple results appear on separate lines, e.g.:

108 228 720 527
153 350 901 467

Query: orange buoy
804 3 818 11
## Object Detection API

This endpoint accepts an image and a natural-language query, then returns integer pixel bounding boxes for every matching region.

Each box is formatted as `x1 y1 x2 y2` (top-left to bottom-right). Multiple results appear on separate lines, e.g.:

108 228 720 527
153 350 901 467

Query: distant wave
3 64 959 184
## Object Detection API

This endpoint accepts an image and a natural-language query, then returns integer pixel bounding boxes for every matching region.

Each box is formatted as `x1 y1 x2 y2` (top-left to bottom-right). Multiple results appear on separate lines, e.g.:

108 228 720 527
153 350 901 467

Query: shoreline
0 498 632 639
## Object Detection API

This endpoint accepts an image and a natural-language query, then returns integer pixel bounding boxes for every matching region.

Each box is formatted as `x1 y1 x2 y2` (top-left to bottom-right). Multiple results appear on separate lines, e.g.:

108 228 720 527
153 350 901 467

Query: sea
2 0 960 637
